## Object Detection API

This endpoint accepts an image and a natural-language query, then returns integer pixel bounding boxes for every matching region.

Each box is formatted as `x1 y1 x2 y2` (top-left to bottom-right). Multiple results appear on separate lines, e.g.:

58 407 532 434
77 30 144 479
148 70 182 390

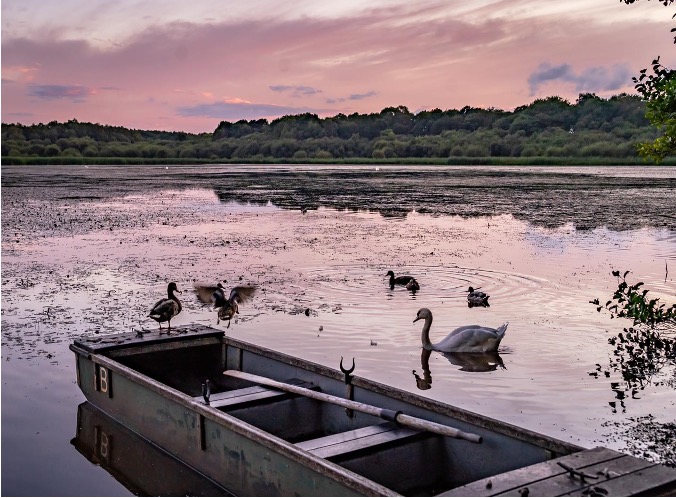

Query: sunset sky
2 0 674 133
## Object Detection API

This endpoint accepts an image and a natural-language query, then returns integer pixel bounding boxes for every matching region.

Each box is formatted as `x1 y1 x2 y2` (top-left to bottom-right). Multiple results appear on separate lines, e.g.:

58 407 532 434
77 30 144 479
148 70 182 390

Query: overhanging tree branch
622 0 676 162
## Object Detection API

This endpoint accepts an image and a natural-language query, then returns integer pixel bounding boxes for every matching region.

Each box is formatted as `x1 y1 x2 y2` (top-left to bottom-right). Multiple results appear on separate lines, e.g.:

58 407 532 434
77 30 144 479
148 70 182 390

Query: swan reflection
412 348 506 391
443 351 506 372
412 349 434 390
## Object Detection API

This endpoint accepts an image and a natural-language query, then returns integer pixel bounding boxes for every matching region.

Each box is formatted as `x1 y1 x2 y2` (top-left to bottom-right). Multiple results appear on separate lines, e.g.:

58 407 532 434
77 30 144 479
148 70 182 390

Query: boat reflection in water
71 402 232 497
412 349 506 390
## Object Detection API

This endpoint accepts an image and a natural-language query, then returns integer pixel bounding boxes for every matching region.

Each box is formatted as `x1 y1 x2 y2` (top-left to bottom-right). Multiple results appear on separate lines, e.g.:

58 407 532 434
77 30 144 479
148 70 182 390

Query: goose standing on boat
148 282 182 332
386 271 418 290
194 282 256 328
467 286 490 307
413 308 507 353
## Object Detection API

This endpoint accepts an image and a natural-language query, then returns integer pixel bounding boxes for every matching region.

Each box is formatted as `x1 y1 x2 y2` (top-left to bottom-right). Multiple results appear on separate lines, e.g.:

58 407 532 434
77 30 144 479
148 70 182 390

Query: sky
1 0 674 133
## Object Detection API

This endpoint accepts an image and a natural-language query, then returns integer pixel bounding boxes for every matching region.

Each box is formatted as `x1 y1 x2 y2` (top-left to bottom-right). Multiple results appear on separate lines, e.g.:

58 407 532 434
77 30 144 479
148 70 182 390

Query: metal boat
70 324 676 496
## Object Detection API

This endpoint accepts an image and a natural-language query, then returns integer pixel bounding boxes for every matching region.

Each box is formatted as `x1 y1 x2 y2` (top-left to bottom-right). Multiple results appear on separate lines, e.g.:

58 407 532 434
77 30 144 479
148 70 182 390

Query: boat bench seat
194 378 317 409
295 422 422 459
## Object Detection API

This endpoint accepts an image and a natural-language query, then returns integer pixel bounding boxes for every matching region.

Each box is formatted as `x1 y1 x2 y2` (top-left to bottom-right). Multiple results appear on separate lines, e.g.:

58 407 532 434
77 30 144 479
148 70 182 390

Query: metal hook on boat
340 357 356 418
202 379 211 405
340 356 355 384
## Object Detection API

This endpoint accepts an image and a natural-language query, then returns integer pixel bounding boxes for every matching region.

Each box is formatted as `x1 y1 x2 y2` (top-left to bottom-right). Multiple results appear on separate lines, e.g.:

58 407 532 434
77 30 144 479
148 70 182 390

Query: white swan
413 308 507 353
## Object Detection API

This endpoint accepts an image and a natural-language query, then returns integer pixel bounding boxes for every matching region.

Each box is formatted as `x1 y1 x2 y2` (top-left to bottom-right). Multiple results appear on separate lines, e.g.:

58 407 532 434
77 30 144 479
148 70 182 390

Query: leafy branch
632 59 676 163
590 270 676 326
622 0 675 163
590 270 676 401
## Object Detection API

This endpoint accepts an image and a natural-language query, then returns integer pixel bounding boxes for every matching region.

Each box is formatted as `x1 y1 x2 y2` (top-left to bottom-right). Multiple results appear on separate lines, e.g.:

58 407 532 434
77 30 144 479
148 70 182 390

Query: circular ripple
274 264 554 349
301 263 548 306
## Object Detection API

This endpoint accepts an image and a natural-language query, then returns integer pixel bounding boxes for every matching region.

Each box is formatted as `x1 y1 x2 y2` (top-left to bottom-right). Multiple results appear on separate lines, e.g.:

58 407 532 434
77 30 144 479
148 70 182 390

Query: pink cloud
28 84 96 101
2 64 40 82
1 2 673 132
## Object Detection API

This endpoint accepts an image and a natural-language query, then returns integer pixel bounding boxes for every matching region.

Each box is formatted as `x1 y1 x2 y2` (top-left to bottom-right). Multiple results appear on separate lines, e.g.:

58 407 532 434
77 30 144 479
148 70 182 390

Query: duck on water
467 286 490 307
386 270 420 291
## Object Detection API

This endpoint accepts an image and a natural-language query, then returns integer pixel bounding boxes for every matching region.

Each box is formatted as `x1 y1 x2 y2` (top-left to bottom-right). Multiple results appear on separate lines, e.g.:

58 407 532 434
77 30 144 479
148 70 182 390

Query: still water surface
1 164 675 495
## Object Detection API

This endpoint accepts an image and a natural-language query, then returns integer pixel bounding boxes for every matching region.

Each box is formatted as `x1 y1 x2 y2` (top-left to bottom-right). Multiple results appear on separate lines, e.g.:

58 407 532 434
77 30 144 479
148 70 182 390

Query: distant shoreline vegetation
3 94 674 166
5 157 676 166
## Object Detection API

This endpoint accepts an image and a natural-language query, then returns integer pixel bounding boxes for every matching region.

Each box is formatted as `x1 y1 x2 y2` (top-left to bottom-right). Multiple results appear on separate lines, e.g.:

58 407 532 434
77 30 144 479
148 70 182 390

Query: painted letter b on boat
95 364 112 397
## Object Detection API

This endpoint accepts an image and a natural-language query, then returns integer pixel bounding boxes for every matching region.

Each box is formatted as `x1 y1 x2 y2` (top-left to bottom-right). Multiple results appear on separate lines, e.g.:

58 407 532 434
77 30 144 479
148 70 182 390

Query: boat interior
104 334 564 496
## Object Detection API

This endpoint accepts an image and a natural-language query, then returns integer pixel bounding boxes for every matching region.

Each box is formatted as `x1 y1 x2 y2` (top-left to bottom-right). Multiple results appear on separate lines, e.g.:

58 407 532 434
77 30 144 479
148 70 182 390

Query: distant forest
2 93 672 165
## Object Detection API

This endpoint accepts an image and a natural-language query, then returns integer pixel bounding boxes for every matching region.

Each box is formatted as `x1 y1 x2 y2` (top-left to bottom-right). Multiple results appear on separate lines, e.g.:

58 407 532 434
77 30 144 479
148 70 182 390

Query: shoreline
3 156 675 166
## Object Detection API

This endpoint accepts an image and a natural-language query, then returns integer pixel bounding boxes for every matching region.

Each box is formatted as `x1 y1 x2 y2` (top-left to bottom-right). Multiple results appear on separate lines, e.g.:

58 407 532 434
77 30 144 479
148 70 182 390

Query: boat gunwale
72 326 583 456
221 335 584 456
79 350 401 496
70 325 583 490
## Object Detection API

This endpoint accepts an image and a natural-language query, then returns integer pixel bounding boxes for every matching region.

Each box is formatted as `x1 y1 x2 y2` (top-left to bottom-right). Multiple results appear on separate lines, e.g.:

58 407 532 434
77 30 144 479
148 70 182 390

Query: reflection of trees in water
412 348 506 391
591 271 675 468
608 326 675 390
212 169 676 230
590 272 676 411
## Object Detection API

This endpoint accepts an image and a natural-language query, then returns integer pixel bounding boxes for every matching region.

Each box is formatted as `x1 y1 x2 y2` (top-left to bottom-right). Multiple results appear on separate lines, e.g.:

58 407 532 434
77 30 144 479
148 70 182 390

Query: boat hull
73 336 383 495
70 325 589 496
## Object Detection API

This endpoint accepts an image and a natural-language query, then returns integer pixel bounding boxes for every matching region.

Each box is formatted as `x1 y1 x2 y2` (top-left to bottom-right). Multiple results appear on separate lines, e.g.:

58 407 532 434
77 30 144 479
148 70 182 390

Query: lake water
1 164 675 495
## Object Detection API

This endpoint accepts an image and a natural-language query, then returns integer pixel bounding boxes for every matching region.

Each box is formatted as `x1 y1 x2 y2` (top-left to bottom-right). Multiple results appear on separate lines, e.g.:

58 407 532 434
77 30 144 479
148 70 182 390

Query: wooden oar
224 370 482 444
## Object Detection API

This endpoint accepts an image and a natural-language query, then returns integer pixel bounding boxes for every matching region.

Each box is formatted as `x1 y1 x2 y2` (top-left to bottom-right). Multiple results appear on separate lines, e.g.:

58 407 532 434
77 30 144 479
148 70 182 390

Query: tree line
1 93 669 165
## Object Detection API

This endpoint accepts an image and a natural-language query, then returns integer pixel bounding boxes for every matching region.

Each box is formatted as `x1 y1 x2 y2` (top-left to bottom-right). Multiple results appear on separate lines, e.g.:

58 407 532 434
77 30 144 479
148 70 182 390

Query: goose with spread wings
194 282 257 328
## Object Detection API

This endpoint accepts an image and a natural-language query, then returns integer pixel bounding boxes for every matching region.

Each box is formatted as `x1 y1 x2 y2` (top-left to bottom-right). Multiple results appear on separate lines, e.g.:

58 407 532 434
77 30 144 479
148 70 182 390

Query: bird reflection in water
412 348 506 391
412 349 434 390
443 351 506 372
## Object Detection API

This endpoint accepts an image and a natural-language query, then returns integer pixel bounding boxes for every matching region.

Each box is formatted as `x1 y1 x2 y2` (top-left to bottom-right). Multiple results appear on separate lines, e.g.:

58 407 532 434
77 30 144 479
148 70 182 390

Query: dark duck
386 270 419 291
467 286 490 307
148 282 182 332
194 282 257 328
